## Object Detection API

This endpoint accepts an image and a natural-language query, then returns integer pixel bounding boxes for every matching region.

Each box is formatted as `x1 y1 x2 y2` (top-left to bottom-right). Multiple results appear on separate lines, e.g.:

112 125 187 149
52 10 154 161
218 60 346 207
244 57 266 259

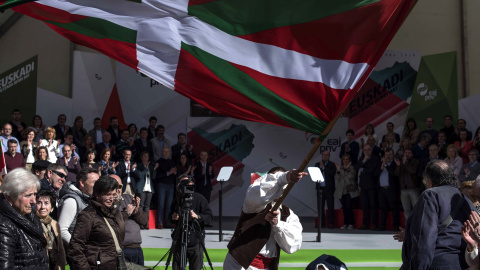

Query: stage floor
140 221 403 269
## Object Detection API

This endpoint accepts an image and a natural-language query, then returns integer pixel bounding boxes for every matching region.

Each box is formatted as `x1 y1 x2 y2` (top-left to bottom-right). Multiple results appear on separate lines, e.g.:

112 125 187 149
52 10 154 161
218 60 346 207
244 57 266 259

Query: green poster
0 55 38 127
407 52 458 130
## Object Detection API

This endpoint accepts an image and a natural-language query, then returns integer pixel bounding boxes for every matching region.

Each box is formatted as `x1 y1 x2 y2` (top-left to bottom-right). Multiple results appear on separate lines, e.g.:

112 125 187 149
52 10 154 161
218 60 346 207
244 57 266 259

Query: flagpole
271 112 343 212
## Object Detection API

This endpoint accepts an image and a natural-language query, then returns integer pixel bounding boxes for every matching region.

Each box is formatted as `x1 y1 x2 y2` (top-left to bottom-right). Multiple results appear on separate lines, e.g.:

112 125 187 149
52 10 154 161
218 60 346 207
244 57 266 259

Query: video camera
176 178 195 210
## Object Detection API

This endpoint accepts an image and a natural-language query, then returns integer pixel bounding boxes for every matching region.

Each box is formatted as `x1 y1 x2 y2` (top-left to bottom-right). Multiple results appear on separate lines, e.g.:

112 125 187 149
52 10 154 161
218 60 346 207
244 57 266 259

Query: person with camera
111 174 149 266
169 174 213 270
224 167 305 269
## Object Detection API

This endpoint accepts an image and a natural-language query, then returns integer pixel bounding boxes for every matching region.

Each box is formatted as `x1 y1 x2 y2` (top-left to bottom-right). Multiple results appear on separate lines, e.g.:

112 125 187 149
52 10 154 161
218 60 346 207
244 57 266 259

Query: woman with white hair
0 168 49 269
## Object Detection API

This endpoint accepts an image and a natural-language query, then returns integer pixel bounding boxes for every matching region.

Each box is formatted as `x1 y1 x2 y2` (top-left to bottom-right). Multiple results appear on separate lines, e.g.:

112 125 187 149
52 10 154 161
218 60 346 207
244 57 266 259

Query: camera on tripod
176 180 195 210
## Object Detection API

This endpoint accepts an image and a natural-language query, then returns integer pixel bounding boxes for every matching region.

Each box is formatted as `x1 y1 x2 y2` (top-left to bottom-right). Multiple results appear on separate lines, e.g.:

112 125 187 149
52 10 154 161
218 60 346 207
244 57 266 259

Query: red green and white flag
4 0 416 135
0 141 7 178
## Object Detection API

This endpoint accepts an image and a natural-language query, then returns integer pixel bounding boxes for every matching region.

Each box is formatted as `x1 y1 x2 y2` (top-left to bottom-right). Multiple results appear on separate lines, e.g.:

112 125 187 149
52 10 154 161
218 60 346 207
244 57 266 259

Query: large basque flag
2 0 417 135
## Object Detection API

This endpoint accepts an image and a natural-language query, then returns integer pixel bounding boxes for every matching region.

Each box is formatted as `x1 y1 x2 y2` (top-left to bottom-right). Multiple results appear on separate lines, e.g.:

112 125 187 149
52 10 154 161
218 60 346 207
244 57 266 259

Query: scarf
39 215 54 252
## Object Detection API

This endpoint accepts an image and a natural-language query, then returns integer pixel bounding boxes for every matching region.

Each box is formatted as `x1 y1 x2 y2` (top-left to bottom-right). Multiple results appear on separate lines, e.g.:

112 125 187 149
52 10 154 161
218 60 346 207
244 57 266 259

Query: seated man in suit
458 149 480 183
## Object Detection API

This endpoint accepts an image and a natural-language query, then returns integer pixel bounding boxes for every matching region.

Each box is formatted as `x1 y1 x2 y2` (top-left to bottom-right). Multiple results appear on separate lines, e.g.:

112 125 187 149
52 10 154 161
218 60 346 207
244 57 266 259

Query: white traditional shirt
223 171 303 270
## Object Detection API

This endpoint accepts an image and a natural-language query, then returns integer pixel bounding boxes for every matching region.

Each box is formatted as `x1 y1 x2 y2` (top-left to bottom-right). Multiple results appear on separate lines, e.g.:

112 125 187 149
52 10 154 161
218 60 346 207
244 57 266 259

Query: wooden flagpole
271 112 344 212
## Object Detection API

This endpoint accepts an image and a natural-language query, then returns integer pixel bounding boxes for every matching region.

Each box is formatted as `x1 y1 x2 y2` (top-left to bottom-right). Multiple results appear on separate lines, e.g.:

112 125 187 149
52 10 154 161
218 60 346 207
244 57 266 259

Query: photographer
169 174 213 270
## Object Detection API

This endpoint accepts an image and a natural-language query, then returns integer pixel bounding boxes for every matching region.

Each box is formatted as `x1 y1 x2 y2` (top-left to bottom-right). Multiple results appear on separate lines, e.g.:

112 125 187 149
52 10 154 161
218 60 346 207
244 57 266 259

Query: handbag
104 217 128 270
346 183 357 192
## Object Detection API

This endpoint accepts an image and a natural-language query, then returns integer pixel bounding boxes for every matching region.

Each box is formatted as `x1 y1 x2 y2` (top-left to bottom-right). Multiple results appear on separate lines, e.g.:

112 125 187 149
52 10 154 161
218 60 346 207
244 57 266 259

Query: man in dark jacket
395 148 420 219
134 151 156 229
401 160 475 269
378 148 400 231
193 151 215 202
171 132 196 164
56 145 81 183
106 116 121 145
315 150 336 228
154 147 177 228
40 163 68 219
134 128 153 163
339 129 360 165
116 149 140 195
355 144 381 230
169 175 213 270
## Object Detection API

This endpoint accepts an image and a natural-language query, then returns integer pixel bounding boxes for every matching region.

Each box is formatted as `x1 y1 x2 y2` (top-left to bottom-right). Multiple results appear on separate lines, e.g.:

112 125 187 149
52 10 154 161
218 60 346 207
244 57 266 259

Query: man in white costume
224 167 305 269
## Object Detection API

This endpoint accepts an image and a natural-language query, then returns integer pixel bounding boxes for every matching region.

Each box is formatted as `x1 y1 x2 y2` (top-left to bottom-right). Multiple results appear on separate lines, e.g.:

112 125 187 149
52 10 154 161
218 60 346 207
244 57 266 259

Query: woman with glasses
68 176 125 269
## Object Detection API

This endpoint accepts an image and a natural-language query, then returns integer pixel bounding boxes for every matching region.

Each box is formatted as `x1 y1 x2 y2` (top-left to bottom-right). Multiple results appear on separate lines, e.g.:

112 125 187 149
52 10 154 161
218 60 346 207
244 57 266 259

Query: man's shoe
340 225 347 229
156 224 163 229
328 224 335 229
358 225 368 230
347 225 354 230
371 225 378 230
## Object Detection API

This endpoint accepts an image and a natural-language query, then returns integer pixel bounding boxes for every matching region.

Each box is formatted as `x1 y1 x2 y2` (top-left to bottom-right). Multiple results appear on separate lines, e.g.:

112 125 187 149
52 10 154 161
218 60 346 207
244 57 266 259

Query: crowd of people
0 109 219 269
3 109 480 269
1 109 216 231
317 116 480 231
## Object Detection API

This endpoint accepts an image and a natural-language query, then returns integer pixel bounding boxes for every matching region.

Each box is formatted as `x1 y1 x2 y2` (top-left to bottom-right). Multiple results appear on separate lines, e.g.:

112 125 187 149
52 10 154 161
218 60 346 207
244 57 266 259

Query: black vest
227 203 290 269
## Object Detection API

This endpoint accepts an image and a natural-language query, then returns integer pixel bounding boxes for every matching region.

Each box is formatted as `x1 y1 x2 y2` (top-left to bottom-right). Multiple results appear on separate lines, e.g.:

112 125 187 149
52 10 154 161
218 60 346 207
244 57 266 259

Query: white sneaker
340 225 347 229
347 225 354 230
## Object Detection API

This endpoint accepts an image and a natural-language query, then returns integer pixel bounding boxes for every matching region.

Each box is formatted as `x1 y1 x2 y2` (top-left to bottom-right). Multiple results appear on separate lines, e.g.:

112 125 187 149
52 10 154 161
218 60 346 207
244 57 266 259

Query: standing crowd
1 109 217 231
0 109 219 269
316 116 480 232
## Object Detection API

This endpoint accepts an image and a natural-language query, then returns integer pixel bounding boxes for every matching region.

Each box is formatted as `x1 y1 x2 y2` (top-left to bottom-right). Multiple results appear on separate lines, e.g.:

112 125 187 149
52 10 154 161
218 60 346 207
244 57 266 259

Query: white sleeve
242 171 289 213
53 141 60 157
465 245 479 268
58 198 78 244
272 209 302 254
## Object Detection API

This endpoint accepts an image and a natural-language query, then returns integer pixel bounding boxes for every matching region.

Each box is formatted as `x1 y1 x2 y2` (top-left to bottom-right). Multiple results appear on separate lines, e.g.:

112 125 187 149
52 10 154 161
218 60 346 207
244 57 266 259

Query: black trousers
361 188 378 227
378 187 400 229
320 188 335 226
340 194 355 226
173 244 203 270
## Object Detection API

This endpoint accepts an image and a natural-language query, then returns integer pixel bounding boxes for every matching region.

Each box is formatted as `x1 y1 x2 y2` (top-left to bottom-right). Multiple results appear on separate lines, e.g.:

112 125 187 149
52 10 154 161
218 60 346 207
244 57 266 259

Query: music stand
217 166 233 241
308 166 324 242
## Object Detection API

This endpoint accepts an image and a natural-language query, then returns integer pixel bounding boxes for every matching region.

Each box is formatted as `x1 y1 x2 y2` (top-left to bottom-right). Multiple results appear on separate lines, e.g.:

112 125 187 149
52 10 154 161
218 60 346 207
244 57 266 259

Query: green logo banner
407 52 458 130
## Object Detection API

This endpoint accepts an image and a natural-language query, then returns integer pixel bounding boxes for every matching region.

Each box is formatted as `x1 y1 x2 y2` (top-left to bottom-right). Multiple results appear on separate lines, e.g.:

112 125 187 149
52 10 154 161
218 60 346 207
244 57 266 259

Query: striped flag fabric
0 141 7 178
6 0 416 135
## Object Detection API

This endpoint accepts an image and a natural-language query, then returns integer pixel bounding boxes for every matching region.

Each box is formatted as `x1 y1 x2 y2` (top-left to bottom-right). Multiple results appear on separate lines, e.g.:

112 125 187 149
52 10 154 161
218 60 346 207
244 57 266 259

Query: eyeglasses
101 193 118 200
52 170 67 179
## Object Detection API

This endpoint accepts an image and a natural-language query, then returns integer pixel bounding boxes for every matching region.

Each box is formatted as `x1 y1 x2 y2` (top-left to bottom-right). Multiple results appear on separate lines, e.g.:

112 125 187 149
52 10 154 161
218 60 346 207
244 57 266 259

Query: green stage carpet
64 248 401 269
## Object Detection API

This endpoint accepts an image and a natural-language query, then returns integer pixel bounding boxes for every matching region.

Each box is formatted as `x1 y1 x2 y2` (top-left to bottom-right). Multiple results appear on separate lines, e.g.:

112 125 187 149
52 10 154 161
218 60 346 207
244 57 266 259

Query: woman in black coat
68 176 125 269
0 168 49 269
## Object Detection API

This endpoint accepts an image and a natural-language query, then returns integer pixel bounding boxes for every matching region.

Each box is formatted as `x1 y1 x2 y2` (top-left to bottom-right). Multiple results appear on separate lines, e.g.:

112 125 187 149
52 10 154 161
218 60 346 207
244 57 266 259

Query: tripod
154 207 214 270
